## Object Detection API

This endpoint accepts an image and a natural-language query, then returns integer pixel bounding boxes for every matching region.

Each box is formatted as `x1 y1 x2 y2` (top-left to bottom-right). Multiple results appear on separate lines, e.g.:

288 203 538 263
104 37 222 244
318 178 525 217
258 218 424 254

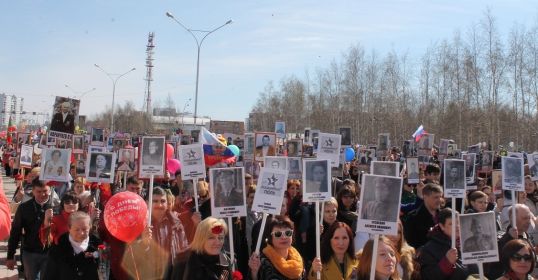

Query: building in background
0 93 24 129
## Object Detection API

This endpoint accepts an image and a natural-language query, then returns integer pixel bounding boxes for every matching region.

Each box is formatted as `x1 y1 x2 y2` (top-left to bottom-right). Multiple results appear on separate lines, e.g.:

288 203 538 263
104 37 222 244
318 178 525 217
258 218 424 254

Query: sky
1 1 537 123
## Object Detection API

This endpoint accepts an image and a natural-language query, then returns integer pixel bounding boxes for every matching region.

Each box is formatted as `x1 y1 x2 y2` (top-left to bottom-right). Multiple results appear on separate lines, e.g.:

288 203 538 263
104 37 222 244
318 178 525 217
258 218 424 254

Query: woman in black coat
43 211 101 280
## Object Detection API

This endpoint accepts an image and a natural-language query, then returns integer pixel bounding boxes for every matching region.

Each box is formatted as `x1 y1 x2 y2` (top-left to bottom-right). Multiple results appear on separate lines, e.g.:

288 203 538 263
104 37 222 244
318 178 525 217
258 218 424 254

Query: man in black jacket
7 179 59 279
404 183 443 249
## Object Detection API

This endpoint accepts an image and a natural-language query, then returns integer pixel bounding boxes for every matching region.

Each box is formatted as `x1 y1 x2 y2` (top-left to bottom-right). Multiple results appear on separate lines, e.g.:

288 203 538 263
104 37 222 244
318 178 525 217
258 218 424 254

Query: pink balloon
166 143 175 160
167 158 181 174
104 192 148 243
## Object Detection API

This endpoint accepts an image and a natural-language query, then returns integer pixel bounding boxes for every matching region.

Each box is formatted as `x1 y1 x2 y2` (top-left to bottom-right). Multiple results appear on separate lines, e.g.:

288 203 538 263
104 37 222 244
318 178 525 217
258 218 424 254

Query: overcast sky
1 1 536 122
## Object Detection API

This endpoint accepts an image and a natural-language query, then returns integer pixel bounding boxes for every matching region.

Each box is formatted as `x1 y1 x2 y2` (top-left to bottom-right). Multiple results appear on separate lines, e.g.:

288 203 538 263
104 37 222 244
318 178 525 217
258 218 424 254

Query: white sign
209 167 246 218
406 157 420 184
459 212 499 264
464 153 476 185
444 159 466 198
252 168 288 215
316 133 341 168
302 159 331 202
264 156 287 170
371 161 399 177
502 156 524 191
178 144 206 180
40 148 71 182
139 136 165 178
529 152 538 181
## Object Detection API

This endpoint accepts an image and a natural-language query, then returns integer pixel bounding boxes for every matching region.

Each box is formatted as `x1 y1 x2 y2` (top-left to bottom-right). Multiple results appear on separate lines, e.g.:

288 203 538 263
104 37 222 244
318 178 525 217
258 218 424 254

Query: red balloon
166 143 174 160
104 192 147 243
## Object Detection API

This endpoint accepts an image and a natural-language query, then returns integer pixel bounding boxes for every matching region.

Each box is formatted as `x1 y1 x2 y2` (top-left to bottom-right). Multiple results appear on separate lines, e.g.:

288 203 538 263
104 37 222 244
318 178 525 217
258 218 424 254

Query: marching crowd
2 140 538 280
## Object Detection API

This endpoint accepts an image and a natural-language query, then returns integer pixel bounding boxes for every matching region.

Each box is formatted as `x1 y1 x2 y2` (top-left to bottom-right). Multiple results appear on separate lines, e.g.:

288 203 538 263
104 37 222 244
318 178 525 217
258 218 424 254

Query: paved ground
0 173 22 280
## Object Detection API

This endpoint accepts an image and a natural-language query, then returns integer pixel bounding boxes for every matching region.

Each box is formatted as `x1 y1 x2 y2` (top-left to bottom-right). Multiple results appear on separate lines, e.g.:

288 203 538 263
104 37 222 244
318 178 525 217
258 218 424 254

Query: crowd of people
1 136 538 280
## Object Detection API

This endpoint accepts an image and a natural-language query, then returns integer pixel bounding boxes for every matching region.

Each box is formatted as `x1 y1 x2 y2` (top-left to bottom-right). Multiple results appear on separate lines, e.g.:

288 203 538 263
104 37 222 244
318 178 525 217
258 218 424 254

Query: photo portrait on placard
371 161 399 177
210 167 246 217
339 127 352 146
439 139 449 155
16 133 29 152
444 159 466 198
252 168 288 215
86 151 115 183
264 156 287 170
49 96 80 135
304 128 311 145
402 140 414 158
90 128 105 146
481 151 494 173
72 135 84 154
492 170 502 194
419 133 434 150
40 148 71 182
447 143 457 156
317 133 341 168
19 144 33 167
507 152 524 159
311 130 320 152
140 136 165 177
117 148 136 172
275 121 286 138
529 153 538 181
244 160 260 178
406 157 420 184
358 174 402 235
254 133 276 161
359 148 375 166
180 135 191 145
75 156 86 177
112 138 128 152
243 133 255 160
467 144 480 155
302 159 331 202
502 156 524 191
178 144 206 180
464 153 476 185
287 157 302 180
286 139 303 157
459 212 499 264
191 130 200 143
377 133 390 152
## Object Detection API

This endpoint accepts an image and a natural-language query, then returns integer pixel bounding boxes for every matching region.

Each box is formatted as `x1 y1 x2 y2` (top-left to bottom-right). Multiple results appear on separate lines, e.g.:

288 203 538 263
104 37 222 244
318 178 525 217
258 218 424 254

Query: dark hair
265 216 294 247
152 186 166 196
468 190 488 202
438 208 454 225
501 239 535 275
60 191 80 210
422 183 443 196
425 164 440 175
320 222 356 263
126 176 141 186
174 169 182 177
31 178 47 189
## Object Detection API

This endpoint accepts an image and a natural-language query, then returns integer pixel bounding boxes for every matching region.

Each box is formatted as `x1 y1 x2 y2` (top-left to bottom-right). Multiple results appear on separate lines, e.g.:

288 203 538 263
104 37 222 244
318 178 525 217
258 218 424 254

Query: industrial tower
143 32 155 116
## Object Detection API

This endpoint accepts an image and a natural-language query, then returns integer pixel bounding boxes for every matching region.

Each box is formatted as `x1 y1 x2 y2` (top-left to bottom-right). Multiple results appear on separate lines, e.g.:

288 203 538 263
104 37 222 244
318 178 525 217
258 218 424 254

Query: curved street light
94 64 136 133
166 12 232 126
64 84 96 99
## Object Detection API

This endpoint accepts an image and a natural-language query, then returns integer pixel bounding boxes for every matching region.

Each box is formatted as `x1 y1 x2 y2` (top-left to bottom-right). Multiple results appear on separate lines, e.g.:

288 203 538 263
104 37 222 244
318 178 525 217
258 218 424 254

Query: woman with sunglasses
40 191 81 245
498 239 536 280
308 222 358 280
249 216 304 280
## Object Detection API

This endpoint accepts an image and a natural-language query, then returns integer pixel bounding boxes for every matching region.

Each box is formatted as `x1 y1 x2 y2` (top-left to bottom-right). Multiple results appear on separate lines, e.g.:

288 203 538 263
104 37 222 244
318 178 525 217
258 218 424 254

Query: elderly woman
498 239 536 280
357 235 400 280
172 217 232 280
249 216 304 280
308 222 358 280
42 211 101 280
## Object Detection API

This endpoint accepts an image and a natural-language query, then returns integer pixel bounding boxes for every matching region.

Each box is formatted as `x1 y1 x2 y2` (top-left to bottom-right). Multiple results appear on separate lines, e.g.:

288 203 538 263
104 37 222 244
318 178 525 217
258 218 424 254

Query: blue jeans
21 251 48 280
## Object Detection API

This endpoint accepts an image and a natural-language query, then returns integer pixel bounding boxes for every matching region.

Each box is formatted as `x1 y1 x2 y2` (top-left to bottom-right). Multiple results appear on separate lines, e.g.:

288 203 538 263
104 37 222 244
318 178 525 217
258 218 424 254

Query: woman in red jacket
40 191 80 245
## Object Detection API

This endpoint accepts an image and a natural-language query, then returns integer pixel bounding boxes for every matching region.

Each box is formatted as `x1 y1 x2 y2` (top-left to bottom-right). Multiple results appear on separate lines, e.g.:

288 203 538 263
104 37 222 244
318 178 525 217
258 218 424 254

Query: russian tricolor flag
412 125 427 142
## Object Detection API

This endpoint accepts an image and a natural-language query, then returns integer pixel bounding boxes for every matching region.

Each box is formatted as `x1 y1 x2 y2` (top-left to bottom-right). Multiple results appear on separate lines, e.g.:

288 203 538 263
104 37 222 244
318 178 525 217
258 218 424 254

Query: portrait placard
303 128 311 145
209 167 246 218
49 96 80 139
447 144 458 157
139 136 165 178
339 127 352 146
72 135 84 154
90 128 105 146
459 212 499 264
191 130 200 143
311 130 320 153
243 133 255 160
402 140 415 158
88 145 106 153
481 151 494 173
357 174 402 235
467 144 480 155
16 133 30 152
529 153 538 181
178 144 206 180
111 138 128 152
464 153 476 185
358 148 375 166
286 139 303 157
264 156 287 171
40 148 71 182
275 121 286 139
501 156 524 191
439 139 450 155
371 161 399 177
443 159 466 198
507 152 524 159
377 133 390 153
254 133 276 162
406 157 420 184
302 159 331 202
244 160 260 178
86 151 116 183
418 133 434 151
19 144 33 167
317 133 341 168
287 157 302 180
492 170 502 194
117 148 136 172
252 168 288 215
75 155 86 177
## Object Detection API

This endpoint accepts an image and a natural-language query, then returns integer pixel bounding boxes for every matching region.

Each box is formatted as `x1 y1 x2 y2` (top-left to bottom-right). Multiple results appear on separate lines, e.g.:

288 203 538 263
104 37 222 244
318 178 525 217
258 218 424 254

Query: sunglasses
271 230 293 238
511 253 533 262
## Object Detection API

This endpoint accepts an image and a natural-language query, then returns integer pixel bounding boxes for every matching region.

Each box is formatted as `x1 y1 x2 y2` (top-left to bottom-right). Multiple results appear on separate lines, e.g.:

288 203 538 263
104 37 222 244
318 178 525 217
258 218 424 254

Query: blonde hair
191 217 228 254
324 197 338 208
197 180 209 197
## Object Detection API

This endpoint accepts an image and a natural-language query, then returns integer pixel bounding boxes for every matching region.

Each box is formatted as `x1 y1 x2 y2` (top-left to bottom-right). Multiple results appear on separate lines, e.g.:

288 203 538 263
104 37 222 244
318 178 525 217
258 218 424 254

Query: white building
0 94 24 128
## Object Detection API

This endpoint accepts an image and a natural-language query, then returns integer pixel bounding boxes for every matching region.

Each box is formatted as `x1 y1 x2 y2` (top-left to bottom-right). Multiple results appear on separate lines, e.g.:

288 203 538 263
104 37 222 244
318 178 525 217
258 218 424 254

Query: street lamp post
166 12 232 127
94 64 136 133
64 84 96 99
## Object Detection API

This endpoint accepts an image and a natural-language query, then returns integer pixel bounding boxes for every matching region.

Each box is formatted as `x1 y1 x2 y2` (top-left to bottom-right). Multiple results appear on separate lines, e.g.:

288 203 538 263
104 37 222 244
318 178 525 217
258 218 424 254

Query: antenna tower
143 32 155 116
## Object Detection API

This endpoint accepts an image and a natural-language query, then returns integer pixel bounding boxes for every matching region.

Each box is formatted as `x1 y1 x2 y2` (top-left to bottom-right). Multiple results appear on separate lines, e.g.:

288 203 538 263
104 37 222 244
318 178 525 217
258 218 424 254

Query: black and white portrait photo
302 159 331 202
502 156 524 191
19 144 33 167
243 133 255 160
254 133 276 161
304 128 311 145
406 157 420 184
40 148 71 182
86 152 115 183
287 157 302 180
275 121 286 138
264 156 287 170
50 96 80 135
481 151 494 173
140 136 165 177
72 135 84 154
286 139 302 157
339 127 352 146
210 167 246 217
358 174 402 235
311 130 320 152
117 148 136 172
359 149 375 166
377 133 390 152
439 139 449 155
447 143 457 156
402 140 414 158
90 128 105 146
467 144 480 155
371 161 399 177
464 153 476 185
419 133 434 150
443 159 466 198
75 158 86 177
459 212 499 264
529 153 538 181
